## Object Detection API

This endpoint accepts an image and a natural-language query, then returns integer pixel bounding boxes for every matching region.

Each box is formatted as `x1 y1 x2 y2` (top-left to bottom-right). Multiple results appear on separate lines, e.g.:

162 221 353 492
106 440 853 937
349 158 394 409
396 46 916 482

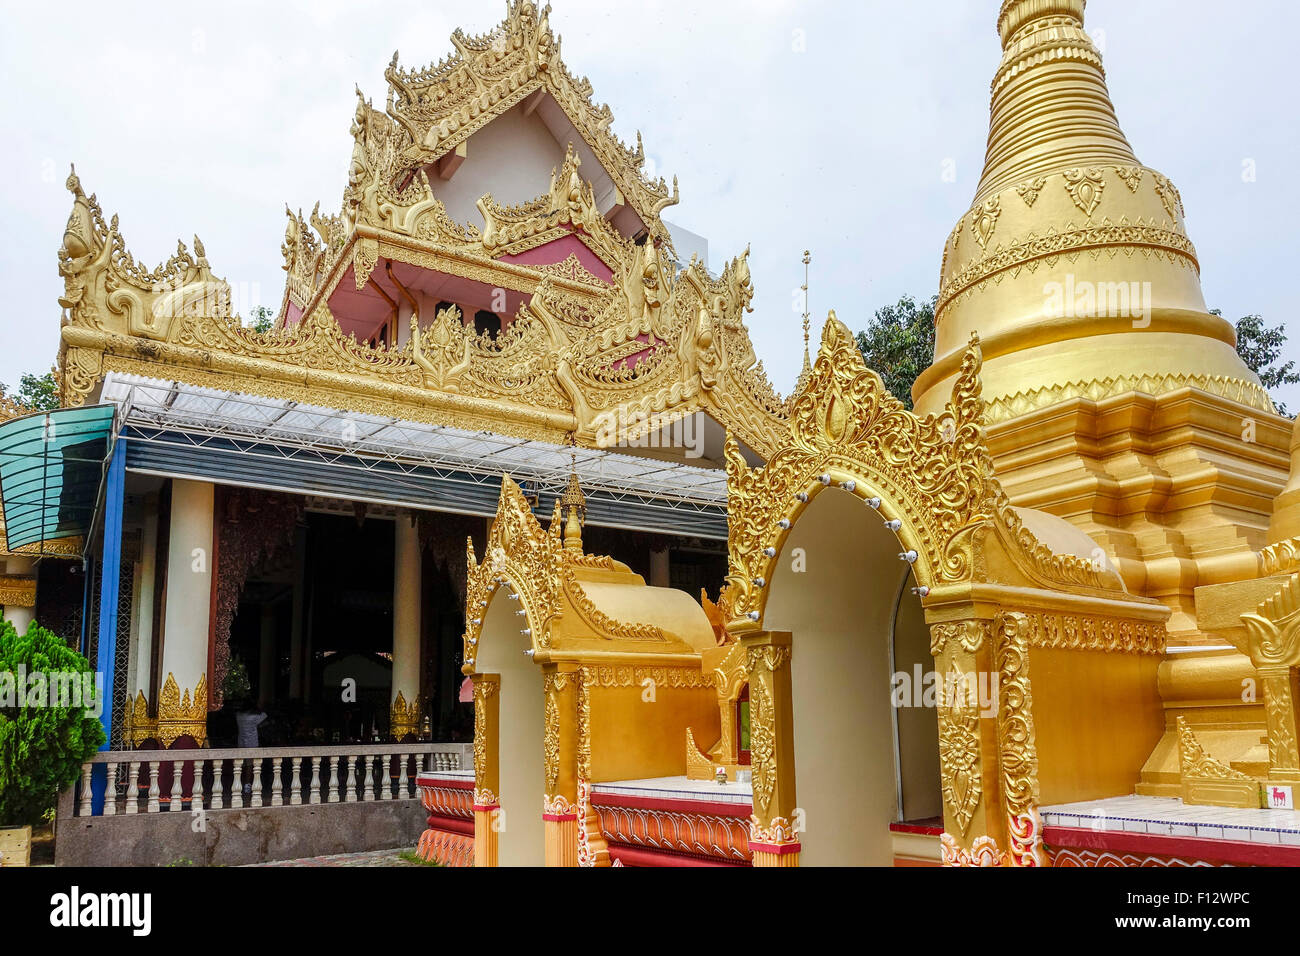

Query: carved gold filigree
938 663 982 837
1015 177 1048 208
970 197 1001 250
1177 716 1252 781
937 219 1197 319
156 672 207 748
390 690 420 739
1063 167 1105 217
544 688 560 794
1115 165 1144 192
994 612 1044 867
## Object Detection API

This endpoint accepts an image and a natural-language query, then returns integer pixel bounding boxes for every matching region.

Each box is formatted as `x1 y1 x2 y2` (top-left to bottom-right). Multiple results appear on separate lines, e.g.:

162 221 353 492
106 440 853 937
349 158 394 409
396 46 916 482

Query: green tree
246 305 276 334
0 620 105 827
1228 313 1298 415
0 371 59 412
853 295 937 410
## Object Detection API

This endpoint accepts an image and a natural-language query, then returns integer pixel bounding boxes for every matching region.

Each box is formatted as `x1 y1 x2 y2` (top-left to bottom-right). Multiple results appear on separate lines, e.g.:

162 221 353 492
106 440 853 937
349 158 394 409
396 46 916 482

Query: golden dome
913 0 1272 420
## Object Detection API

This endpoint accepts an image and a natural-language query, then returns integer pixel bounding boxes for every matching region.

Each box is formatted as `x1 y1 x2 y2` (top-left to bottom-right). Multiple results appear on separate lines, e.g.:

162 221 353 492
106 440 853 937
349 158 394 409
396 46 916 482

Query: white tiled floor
1042 794 1300 846
592 775 753 805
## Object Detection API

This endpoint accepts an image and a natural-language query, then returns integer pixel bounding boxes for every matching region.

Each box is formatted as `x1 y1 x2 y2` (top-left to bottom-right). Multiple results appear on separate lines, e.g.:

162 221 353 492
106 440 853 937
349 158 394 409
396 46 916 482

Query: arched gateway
459 477 720 866
723 318 1168 866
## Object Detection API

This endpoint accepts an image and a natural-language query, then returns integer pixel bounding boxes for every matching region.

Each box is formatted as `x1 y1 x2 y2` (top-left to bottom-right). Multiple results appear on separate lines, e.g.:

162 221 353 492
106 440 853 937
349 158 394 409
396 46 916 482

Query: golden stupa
916 0 1292 643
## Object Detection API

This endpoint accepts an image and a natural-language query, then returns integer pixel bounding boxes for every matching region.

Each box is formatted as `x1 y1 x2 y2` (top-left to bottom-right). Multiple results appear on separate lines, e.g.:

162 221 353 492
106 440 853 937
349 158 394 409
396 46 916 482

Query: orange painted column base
545 813 579 866
473 805 499 867
751 842 801 867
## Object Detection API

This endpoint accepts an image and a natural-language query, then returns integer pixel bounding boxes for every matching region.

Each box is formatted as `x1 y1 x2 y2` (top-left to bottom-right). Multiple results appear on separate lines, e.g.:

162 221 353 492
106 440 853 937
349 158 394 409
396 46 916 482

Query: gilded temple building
8 0 1300 867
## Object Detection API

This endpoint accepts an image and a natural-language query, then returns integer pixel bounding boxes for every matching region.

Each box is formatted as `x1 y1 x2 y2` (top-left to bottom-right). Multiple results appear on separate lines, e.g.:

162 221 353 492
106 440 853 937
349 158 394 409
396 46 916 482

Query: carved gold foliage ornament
937 219 1198 319
472 678 498 792
970 197 1002 250
390 690 420 739
940 833 1006 867
1014 177 1048 208
1115 165 1144 192
938 663 982 837
1177 716 1251 781
929 620 985 658
1152 172 1184 221
984 371 1274 424
748 673 776 815
993 612 1044 867
156 672 208 748
544 689 560 794
1063 167 1106 217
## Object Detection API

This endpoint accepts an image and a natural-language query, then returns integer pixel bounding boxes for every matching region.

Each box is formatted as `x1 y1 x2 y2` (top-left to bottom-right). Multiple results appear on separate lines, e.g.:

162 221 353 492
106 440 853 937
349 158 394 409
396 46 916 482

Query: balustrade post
309 757 322 805
169 760 183 811
271 757 284 807
103 762 118 816
125 762 140 814
363 754 375 801
147 762 161 813
291 757 304 806
397 753 409 799
209 759 224 810
346 755 358 803
78 763 93 817
230 759 244 809
250 758 264 808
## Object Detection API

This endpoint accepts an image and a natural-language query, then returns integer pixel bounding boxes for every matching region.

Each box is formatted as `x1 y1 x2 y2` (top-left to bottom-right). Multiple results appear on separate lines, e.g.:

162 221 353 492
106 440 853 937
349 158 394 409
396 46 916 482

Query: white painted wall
764 488 933 865
476 588 545 866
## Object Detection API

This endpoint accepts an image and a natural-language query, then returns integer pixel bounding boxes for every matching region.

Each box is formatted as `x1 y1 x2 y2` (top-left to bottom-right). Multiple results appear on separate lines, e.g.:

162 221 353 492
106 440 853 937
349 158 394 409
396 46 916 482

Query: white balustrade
69 743 470 817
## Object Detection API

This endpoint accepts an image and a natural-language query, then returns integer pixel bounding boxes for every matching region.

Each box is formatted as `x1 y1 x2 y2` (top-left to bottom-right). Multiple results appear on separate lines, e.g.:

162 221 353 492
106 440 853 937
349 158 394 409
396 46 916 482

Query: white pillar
158 479 213 748
2 555 36 633
391 513 421 738
131 504 159 701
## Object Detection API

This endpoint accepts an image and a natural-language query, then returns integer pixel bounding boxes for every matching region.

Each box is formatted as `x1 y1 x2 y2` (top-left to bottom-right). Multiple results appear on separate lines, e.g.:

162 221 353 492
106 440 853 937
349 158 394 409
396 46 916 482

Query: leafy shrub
0 620 105 827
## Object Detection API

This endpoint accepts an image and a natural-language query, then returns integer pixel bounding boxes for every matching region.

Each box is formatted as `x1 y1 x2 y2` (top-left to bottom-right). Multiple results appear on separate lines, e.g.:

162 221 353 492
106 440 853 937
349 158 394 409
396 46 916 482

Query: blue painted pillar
90 439 126 813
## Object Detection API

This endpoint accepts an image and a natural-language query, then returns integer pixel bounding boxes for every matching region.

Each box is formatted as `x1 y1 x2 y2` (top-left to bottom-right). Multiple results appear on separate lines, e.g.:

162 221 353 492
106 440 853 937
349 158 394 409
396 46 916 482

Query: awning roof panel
0 404 115 552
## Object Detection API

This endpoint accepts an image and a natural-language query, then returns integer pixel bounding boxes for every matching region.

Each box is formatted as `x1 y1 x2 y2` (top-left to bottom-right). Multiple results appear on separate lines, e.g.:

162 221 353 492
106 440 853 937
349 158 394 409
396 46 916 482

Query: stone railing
69 743 472 816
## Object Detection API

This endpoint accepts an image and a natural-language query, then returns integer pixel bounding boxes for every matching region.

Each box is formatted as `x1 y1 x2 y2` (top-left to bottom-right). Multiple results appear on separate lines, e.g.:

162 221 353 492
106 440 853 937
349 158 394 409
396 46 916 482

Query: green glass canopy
0 404 115 553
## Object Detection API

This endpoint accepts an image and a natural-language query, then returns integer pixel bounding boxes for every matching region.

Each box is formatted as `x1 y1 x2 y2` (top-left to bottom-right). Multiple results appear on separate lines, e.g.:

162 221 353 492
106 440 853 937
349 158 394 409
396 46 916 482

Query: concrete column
391 512 421 738
649 545 671 589
258 602 276 708
157 479 213 748
3 555 36 633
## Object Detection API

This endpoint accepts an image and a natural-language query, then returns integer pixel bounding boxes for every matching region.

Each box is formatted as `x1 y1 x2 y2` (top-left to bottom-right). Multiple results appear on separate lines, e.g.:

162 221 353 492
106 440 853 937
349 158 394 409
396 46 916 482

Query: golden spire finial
559 433 586 551
792 251 813 393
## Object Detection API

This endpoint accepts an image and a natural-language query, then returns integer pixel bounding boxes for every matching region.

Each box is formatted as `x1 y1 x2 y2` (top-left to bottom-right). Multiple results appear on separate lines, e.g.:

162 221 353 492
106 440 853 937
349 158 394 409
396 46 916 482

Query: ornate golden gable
383 2 678 243
57 153 785 457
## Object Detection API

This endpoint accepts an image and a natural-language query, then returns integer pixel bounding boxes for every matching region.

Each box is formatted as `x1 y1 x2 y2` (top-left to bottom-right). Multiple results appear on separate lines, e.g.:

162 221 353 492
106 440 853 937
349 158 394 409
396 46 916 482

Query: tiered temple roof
56 1 787 461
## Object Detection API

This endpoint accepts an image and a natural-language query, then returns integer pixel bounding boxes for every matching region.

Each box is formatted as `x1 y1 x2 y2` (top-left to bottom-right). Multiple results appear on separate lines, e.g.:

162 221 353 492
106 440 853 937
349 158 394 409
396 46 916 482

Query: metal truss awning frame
100 374 729 539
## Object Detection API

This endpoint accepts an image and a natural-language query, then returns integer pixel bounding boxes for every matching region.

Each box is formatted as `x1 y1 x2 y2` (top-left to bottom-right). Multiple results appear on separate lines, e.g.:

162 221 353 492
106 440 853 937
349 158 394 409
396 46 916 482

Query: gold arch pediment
724 316 1126 635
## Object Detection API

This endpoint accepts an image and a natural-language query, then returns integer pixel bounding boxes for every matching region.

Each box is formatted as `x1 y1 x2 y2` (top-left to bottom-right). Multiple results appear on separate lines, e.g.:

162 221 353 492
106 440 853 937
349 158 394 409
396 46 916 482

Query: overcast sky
2 0 1296 411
